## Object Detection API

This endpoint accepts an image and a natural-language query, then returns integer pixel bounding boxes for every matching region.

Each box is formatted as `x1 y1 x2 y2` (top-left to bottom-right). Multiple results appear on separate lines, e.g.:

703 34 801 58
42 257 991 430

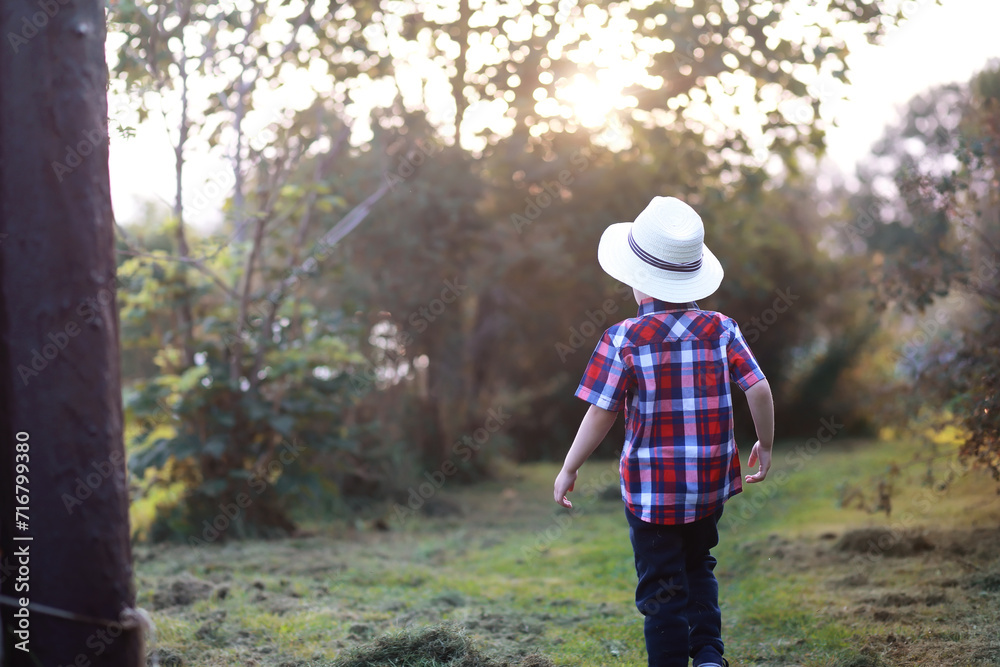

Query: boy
553 196 774 667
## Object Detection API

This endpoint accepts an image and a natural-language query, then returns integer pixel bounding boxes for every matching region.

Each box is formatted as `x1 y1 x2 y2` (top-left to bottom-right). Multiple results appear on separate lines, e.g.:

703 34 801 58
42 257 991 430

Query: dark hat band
628 229 703 273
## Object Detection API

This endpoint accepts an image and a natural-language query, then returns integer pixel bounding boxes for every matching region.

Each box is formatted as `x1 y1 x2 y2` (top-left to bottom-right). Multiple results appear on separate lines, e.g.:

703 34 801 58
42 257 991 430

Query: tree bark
0 1 142 665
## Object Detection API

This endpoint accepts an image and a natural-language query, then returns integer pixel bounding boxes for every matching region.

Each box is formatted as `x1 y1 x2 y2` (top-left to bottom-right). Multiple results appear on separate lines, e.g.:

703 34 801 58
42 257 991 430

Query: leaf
177 365 210 392
128 437 172 473
204 436 228 459
269 414 296 437
200 478 228 498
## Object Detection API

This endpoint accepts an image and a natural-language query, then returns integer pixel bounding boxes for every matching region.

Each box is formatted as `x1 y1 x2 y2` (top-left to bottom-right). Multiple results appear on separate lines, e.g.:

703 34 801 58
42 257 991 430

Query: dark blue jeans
626 505 725 667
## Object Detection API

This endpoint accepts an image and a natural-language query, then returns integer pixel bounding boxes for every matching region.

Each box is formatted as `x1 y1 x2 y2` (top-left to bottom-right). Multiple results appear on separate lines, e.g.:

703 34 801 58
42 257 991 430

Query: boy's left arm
744 378 774 483
554 404 619 508
725 318 773 483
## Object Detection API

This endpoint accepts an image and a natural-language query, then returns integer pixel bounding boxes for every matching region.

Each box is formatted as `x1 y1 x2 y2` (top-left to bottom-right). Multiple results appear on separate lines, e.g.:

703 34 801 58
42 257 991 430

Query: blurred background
103 0 1000 541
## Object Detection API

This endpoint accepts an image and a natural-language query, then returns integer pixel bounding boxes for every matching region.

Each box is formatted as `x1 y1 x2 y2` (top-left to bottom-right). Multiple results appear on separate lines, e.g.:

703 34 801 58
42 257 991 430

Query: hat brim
597 222 724 302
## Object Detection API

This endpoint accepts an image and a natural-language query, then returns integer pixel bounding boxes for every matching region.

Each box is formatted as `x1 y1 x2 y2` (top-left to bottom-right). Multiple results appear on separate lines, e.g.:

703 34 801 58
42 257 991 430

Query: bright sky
822 0 1000 185
107 0 1000 229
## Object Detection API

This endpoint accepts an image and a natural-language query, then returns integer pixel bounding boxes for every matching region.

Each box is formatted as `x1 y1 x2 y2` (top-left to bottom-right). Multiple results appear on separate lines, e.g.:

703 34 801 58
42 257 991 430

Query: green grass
133 438 1000 666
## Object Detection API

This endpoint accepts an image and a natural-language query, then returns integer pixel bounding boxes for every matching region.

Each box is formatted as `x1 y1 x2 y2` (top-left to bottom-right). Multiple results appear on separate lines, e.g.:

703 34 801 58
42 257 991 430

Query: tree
852 64 1000 483
110 0 945 532
110 1 405 539
0 0 142 664
333 0 929 462
116 121 394 539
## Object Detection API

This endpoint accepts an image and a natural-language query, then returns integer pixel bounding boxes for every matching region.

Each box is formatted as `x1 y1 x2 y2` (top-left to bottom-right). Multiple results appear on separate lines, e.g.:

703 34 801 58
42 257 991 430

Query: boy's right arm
554 404 618 508
744 378 774 484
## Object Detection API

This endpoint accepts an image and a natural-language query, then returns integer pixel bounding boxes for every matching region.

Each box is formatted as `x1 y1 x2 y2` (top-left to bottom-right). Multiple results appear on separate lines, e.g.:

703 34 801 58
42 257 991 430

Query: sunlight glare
558 74 621 128
553 11 649 131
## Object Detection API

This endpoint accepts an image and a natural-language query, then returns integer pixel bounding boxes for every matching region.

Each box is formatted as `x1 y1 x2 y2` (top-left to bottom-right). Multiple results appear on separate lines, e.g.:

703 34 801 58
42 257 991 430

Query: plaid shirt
575 298 765 525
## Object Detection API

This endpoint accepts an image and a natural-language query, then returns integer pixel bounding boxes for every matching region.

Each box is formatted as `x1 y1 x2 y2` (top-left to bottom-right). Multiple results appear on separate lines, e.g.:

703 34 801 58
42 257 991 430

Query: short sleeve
726 320 766 391
575 326 632 411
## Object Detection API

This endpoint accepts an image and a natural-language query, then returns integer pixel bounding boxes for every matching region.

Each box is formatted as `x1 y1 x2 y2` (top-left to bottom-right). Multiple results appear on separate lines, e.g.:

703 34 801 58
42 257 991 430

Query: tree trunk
172 42 196 368
451 0 471 147
0 2 142 665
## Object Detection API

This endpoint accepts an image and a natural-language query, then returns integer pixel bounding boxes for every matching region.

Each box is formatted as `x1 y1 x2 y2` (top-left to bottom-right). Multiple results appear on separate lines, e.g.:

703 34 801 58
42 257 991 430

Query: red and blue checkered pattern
575 298 765 525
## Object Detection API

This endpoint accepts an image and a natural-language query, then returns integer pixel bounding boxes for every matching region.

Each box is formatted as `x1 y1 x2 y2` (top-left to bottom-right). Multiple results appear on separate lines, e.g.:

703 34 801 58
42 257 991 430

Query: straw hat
597 196 724 303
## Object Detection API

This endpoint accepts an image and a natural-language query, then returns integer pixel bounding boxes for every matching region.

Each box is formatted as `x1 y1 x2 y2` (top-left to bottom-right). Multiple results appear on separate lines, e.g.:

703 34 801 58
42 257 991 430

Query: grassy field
134 437 1000 666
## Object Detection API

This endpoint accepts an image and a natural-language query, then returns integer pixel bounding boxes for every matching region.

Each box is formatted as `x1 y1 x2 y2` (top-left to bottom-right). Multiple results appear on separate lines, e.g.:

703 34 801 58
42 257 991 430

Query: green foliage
853 64 1000 485
110 0 382 138
954 331 1000 481
385 0 922 163
120 241 370 540
109 0 939 536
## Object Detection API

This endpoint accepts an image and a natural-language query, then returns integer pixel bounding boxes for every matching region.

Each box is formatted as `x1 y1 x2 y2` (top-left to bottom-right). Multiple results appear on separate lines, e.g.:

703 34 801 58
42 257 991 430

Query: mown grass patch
134 438 1000 666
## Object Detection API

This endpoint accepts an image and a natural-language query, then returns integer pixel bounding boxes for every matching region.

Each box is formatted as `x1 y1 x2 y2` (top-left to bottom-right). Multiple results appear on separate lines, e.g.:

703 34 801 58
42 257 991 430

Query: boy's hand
745 440 771 483
553 468 578 508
